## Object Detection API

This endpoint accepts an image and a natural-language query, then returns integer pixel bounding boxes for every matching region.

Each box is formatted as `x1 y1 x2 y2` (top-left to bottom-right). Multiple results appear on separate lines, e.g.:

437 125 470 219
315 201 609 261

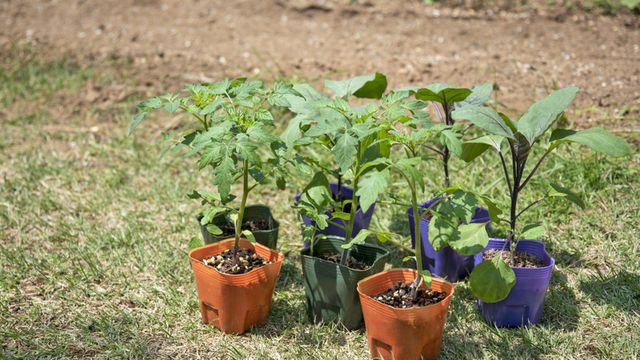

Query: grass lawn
1 44 639 359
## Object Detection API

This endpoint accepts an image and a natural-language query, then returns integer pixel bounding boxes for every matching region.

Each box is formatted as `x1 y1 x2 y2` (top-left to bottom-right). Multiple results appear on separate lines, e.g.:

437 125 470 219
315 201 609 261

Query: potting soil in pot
483 249 543 268
202 248 272 274
318 253 371 270
371 281 446 308
217 219 272 238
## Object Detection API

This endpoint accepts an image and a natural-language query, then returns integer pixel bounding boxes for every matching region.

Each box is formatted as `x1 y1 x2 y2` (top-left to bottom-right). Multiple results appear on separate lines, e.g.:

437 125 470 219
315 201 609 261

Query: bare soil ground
2 0 639 128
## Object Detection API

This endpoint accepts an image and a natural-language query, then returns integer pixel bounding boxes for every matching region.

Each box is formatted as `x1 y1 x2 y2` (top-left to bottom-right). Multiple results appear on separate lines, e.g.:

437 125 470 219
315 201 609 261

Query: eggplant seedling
452 86 633 302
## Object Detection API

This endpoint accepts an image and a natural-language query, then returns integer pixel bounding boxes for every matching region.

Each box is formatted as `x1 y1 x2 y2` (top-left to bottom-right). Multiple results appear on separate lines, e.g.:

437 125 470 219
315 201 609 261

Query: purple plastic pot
474 238 555 327
296 183 376 247
406 198 490 282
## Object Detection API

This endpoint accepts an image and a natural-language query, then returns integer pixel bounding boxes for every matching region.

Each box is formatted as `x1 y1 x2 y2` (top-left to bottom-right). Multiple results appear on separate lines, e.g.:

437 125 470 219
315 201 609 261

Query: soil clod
372 281 446 309
203 248 271 274
483 248 543 268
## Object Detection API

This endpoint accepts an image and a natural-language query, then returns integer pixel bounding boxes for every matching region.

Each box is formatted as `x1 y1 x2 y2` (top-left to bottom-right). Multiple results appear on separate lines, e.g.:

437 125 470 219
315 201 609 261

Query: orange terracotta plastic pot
357 269 454 360
189 238 284 334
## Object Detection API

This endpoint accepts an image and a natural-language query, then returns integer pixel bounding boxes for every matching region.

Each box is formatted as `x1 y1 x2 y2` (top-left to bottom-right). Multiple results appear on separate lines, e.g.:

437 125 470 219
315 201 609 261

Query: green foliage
453 86 632 302
289 73 390 255
468 255 517 303
131 78 296 249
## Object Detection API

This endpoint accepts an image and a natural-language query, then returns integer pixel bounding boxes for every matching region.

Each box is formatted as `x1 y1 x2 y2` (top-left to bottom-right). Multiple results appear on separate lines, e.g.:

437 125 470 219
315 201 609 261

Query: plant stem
515 196 548 220
234 159 250 262
519 149 551 190
442 101 452 188
337 173 342 202
443 146 451 188
340 146 361 266
499 150 513 198
410 181 423 298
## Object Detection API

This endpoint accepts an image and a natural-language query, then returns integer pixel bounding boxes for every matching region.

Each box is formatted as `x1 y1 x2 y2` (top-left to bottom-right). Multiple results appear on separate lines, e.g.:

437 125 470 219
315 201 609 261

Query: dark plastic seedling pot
296 183 375 247
197 204 280 249
300 236 389 330
473 238 555 327
406 198 490 282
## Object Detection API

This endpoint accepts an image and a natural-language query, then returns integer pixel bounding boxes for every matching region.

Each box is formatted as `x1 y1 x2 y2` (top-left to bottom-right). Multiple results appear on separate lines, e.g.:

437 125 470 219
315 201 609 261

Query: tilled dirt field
1 0 639 122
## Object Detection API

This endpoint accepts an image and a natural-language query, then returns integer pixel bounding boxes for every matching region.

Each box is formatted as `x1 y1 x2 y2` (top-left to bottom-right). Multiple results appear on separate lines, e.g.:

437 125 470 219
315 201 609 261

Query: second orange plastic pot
357 269 454 360
189 238 284 334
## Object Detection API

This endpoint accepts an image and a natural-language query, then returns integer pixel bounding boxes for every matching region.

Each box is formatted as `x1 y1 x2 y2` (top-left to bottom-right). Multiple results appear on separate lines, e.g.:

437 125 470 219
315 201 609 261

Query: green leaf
460 135 503 162
299 172 332 211
375 232 393 243
422 272 432 289
478 195 502 224
236 136 259 164
255 108 274 123
451 106 515 140
325 72 388 99
247 125 278 143
454 82 493 108
549 127 632 157
188 236 203 251
427 202 457 252
520 224 545 239
332 132 358 173
440 129 463 158
200 206 227 225
548 183 584 209
402 100 428 111
276 176 286 190
331 211 351 221
415 84 472 105
517 86 579 145
214 156 235 200
451 190 477 224
164 101 181 113
200 97 225 115
402 255 415 262
356 169 389 214
199 144 225 169
206 224 223 235
130 112 146 134
468 255 516 303
341 229 372 249
448 222 489 256
242 230 256 244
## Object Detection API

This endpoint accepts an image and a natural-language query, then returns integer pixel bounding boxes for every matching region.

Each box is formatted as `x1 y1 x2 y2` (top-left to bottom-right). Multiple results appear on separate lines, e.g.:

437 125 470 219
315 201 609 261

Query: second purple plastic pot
473 238 555 327
296 183 376 247
406 198 490 282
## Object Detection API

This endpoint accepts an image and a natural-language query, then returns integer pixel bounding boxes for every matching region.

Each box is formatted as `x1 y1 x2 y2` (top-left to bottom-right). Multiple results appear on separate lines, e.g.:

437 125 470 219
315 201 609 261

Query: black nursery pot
197 204 280 249
300 236 389 330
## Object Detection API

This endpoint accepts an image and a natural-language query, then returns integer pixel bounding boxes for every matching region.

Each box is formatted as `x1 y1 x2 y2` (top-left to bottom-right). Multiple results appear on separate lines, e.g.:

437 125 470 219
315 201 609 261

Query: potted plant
393 83 494 282
286 73 393 329
452 86 632 326
131 78 297 333
354 88 490 358
283 80 383 241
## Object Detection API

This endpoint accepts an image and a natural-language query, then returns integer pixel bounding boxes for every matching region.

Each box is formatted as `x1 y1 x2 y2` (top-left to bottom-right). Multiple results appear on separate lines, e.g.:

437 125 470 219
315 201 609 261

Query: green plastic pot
300 236 390 330
197 204 280 249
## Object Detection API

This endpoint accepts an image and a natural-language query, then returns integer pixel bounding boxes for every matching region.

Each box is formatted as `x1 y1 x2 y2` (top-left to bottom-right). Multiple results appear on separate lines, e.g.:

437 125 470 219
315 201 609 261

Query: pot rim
189 238 283 278
357 268 455 312
480 238 555 271
300 237 390 273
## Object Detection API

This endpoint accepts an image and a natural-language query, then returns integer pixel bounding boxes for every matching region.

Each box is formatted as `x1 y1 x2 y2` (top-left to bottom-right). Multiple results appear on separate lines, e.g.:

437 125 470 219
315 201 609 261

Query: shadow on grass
541 270 579 331
578 270 640 314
